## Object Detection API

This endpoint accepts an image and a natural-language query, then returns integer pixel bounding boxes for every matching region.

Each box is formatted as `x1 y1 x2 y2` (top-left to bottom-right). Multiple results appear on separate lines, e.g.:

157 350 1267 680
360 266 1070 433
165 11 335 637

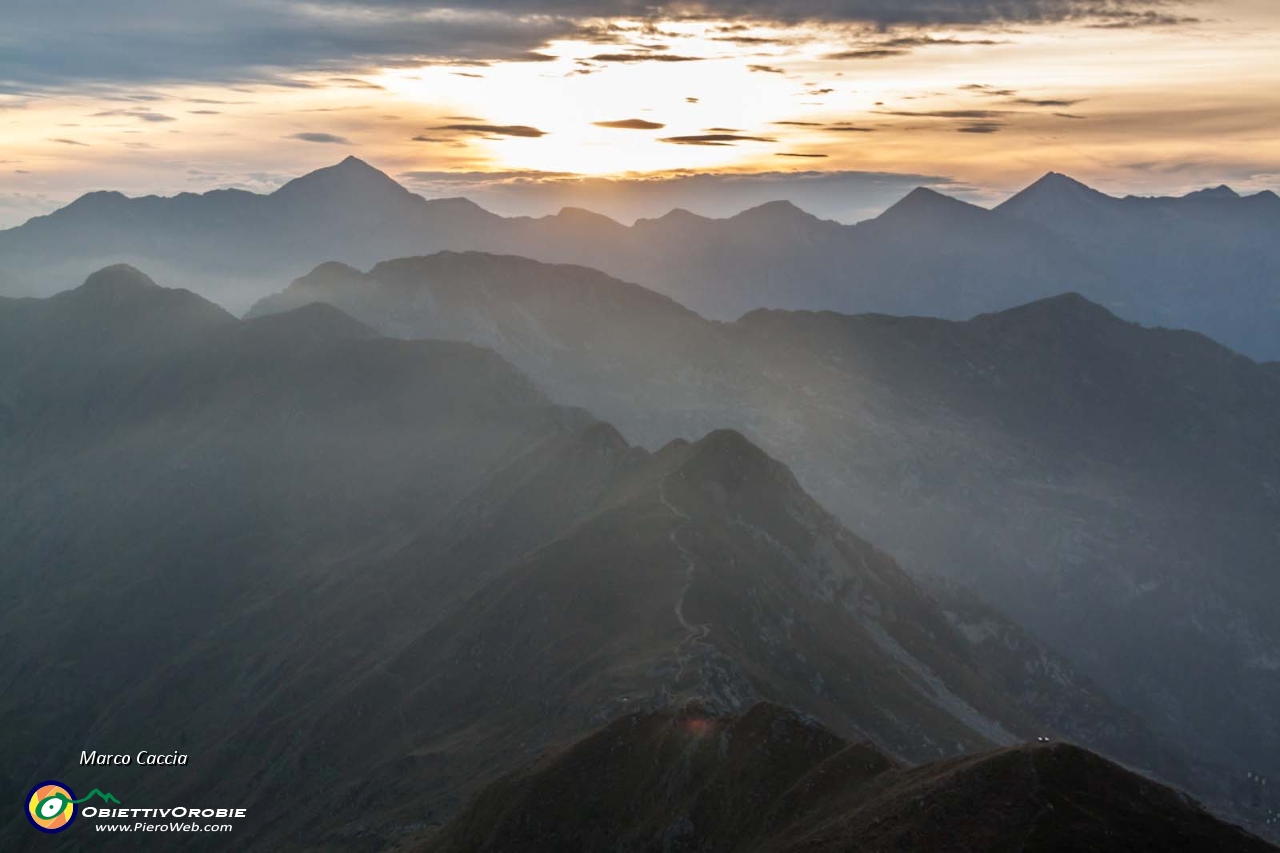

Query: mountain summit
876 186 987 226
271 155 412 206
995 171 1114 218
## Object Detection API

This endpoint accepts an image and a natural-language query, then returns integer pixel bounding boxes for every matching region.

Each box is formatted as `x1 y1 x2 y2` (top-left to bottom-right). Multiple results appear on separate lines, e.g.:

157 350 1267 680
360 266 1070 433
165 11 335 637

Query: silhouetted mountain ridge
4 159 1276 356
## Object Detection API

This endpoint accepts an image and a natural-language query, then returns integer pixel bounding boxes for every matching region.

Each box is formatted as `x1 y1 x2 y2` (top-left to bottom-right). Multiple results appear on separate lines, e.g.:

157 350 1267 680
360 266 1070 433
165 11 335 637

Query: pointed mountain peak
675 428 804 501
995 171 1113 216
271 156 410 203
1183 184 1240 200
876 186 984 225
325 155 391 180
1031 171 1096 192
337 154 371 168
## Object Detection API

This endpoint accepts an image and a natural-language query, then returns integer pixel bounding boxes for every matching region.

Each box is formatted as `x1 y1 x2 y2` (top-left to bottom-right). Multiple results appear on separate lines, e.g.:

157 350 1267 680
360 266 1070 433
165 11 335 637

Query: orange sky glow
1 0 1278 225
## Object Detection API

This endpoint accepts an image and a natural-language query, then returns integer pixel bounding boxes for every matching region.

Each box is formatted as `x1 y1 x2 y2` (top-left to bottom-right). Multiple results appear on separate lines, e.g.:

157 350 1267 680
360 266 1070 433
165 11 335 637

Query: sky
1 0 1278 227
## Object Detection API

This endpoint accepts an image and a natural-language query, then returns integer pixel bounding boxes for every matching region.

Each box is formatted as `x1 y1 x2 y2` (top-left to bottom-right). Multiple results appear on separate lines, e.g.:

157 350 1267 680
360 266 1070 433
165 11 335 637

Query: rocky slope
246 251 1280 834
425 703 1275 853
2 267 1190 850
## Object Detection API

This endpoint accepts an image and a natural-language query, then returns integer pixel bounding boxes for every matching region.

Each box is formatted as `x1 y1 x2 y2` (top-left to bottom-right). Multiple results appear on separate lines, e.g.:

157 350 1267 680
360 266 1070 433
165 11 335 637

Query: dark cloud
825 48 911 60
411 135 452 141
748 64 785 74
775 119 874 132
1054 112 1087 119
503 52 559 62
0 3 582 89
433 123 548 137
879 35 1008 47
960 84 1017 96
91 108 177 122
826 33 1007 60
451 72 485 78
956 122 1004 133
100 93 166 102
188 109 221 114
0 0 1188 90
776 152 829 158
805 88 835 95
881 109 1007 118
1086 10 1200 28
685 97 699 103
590 53 704 63
286 131 351 143
48 137 89 146
715 35 798 46
326 0 1179 30
660 133 776 146
1008 97 1084 107
330 77 384 89
593 118 666 129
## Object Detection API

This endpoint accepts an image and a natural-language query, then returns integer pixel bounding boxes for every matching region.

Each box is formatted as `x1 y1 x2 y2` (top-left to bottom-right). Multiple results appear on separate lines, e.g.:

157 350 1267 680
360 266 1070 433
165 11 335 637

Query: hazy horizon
2 153 1275 230
3 0 1279 228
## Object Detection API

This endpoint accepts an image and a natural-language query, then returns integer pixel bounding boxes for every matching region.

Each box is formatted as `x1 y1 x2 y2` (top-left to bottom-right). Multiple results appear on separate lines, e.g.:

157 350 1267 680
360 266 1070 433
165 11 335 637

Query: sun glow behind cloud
1 0 1278 226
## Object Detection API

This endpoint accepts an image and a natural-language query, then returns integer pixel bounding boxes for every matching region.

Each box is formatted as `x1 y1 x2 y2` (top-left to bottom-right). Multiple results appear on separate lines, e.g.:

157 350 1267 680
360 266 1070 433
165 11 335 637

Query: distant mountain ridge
2 157 1277 358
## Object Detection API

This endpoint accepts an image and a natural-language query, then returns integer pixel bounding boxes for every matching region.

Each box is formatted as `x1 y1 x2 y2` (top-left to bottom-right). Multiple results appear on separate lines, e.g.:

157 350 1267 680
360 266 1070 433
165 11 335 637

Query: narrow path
659 472 711 689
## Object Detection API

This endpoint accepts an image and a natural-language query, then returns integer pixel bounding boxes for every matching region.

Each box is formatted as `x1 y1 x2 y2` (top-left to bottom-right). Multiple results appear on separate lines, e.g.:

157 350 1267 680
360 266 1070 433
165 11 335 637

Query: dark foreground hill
0 267 1185 850
425 702 1275 853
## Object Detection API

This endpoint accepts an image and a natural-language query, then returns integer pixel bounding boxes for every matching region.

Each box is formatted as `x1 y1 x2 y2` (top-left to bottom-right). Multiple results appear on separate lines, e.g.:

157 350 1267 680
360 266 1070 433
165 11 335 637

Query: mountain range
246 250 1280 837
4 266 1233 849
2 157 1278 359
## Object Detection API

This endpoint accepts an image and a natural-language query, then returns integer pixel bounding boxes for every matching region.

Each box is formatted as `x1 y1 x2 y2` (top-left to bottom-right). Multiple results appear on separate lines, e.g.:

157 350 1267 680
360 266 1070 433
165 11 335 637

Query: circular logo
27 781 76 833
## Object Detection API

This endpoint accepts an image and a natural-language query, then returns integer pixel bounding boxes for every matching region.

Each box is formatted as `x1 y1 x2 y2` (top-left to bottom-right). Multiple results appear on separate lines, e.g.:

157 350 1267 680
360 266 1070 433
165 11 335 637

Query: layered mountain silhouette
247 250 1280 836
2 267 1207 850
3 157 1277 357
426 703 1275 853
